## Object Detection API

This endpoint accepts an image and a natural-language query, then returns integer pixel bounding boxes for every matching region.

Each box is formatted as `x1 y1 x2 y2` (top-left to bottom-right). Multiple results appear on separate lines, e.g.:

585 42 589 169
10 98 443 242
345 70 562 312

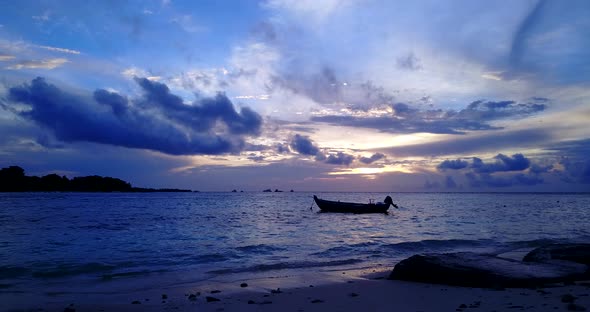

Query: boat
313 195 397 213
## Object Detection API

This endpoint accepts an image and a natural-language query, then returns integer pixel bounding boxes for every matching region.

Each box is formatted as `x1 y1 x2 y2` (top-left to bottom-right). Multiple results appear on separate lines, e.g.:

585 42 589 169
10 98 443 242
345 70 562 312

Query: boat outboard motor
384 196 398 208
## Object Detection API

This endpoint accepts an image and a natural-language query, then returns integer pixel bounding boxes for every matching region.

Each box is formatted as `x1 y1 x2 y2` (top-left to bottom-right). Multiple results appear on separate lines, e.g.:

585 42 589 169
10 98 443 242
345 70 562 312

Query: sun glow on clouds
329 164 415 177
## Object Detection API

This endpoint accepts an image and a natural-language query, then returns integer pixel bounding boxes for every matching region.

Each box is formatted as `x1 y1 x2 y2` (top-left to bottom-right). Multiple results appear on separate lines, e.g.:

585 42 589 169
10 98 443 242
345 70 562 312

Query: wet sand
8 270 590 312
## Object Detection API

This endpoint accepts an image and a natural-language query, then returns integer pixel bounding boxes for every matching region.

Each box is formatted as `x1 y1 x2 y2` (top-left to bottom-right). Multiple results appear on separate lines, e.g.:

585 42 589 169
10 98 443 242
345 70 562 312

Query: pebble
240 283 248 288
206 296 221 302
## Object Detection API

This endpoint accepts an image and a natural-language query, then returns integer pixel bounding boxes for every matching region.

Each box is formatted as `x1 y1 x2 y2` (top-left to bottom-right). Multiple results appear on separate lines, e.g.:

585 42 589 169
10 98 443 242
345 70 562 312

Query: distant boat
313 195 397 213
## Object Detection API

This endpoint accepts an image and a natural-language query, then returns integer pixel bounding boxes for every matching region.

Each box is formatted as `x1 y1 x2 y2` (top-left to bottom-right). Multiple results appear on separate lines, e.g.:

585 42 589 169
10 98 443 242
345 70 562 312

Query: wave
189 252 242 264
32 262 116 279
382 238 495 252
208 258 363 274
236 244 287 254
0 266 30 279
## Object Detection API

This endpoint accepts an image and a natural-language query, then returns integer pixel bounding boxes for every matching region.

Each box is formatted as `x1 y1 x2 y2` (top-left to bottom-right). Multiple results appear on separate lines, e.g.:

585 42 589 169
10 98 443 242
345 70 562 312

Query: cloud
0 55 16 61
276 143 290 153
6 58 69 70
312 100 546 135
438 153 542 188
359 153 385 164
325 151 354 166
397 52 422 71
35 45 81 55
472 153 530 173
6 77 263 155
289 134 320 155
437 159 469 170
438 153 531 173
378 128 552 157
509 0 547 69
560 158 590 184
466 172 544 188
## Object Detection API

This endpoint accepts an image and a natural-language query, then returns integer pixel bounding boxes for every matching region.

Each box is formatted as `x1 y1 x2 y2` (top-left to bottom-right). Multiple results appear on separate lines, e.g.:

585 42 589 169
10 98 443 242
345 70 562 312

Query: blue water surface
0 192 589 295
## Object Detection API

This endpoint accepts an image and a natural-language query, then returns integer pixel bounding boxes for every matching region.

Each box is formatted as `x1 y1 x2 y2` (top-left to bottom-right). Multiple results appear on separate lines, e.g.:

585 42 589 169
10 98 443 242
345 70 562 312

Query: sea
1 192 589 305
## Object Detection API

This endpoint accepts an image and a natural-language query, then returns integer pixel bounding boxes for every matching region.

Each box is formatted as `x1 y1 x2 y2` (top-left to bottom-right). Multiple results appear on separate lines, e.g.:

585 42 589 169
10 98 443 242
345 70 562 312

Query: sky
0 0 589 192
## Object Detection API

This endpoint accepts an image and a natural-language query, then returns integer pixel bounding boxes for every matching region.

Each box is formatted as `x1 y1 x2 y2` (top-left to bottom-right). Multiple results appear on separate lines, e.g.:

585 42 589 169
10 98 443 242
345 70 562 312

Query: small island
0 165 193 193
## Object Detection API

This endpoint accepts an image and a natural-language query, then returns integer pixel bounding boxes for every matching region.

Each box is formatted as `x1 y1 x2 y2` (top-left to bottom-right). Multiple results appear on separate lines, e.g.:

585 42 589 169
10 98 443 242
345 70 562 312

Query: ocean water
1 192 589 299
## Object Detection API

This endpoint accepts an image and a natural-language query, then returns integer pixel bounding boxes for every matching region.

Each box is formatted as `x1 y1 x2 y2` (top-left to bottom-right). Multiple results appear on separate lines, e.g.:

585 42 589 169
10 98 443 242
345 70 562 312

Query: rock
131 301 141 305
388 252 588 288
188 294 197 301
206 296 221 302
568 303 587 311
211 290 221 294
270 288 282 294
562 294 578 303
247 300 255 304
524 244 590 266
64 306 75 312
162 294 168 299
240 283 248 288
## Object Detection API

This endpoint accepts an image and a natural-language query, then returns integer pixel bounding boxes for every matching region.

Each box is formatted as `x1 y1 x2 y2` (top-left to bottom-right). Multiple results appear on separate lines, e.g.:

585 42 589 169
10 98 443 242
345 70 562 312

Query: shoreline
4 269 589 312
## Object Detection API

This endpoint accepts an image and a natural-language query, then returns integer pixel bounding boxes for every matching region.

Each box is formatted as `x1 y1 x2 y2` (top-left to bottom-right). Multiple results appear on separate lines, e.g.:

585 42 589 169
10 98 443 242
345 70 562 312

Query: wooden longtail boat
313 195 397 213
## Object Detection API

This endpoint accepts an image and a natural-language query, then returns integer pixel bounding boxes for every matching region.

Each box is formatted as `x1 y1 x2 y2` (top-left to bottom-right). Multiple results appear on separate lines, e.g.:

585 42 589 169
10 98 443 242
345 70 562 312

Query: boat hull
313 195 390 213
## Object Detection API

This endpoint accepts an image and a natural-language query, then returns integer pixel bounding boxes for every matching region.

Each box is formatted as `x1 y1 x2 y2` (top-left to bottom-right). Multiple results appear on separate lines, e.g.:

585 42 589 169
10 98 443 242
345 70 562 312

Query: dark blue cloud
437 159 469 170
466 172 543 188
133 78 262 136
325 152 354 166
6 77 262 155
472 153 530 173
544 138 590 184
289 134 319 155
560 158 590 184
359 153 385 164
312 100 546 135
438 153 530 173
439 153 540 188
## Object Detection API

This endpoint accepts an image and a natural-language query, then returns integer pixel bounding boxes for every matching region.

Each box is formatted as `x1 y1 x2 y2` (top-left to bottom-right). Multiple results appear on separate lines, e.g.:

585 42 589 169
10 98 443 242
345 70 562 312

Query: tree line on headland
0 166 193 192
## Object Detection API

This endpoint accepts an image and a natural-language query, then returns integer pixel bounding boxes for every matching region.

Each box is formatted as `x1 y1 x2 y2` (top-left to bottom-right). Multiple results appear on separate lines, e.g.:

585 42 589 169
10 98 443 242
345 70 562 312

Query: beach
6 269 589 312
1 192 589 311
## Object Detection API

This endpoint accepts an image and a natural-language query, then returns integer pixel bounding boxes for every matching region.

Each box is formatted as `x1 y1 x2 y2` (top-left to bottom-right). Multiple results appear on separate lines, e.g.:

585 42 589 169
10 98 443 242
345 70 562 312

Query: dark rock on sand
131 301 141 304
64 306 75 312
562 294 578 303
247 300 255 304
240 283 248 288
188 294 197 301
524 244 590 266
389 252 587 288
211 290 221 294
162 294 168 299
568 303 587 311
206 296 221 302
